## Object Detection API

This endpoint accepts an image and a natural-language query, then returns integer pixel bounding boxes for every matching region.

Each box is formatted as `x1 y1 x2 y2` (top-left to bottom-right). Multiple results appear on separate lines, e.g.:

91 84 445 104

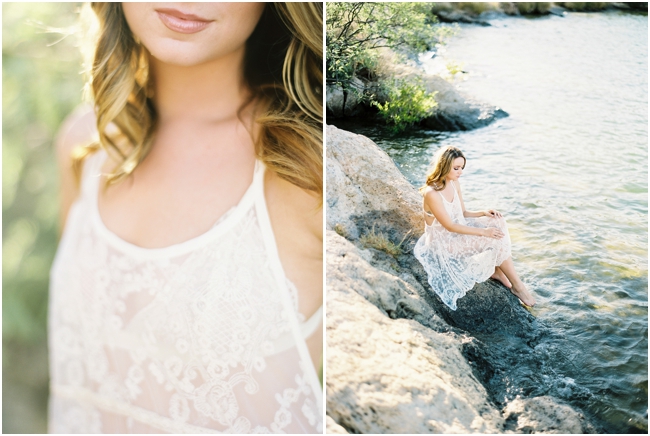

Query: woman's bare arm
54 104 97 234
455 180 502 219
424 188 502 238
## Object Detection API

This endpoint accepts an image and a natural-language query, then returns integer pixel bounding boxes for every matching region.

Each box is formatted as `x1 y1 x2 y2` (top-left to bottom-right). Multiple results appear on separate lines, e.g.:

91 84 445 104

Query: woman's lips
156 9 213 34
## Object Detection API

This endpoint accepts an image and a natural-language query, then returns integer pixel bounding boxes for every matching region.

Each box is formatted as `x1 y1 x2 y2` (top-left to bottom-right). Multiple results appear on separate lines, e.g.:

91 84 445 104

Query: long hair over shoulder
420 146 466 193
75 2 322 198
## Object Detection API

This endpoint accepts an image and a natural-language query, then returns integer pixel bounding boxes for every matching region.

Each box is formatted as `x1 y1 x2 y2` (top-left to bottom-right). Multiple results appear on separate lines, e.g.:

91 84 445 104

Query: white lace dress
413 181 511 310
48 151 323 433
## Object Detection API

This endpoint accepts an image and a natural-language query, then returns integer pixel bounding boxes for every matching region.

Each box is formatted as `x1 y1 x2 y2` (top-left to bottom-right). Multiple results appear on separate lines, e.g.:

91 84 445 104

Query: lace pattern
48 152 323 433
414 183 511 310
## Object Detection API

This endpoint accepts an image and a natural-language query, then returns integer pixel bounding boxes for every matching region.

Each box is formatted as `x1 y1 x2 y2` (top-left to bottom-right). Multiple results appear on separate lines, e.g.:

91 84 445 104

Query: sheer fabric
413 181 511 310
48 151 323 433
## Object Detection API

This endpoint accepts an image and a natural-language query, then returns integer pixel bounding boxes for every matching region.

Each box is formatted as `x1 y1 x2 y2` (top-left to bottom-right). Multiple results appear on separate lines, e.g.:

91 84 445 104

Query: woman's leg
491 266 512 288
498 257 536 306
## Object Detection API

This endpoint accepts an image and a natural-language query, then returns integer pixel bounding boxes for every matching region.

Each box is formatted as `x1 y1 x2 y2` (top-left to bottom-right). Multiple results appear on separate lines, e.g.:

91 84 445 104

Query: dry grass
360 225 412 258
334 223 349 239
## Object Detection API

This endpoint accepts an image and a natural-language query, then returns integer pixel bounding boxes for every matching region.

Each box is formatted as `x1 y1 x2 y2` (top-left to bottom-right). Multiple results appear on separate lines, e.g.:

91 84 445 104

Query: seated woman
414 146 536 310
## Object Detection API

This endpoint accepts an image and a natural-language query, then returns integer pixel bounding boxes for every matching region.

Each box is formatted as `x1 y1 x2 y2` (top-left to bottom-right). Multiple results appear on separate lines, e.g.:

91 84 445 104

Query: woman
413 146 535 311
49 3 323 433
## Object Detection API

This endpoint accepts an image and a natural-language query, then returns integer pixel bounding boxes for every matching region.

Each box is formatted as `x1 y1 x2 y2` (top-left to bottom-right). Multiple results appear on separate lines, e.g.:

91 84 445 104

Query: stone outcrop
325 125 595 434
327 233 505 434
326 57 508 131
326 73 508 131
326 125 422 241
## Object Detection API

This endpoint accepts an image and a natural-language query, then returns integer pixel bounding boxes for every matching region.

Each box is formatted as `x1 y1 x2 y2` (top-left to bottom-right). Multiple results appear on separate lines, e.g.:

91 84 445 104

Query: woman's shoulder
264 169 322 240
55 104 98 231
422 185 440 201
55 104 97 163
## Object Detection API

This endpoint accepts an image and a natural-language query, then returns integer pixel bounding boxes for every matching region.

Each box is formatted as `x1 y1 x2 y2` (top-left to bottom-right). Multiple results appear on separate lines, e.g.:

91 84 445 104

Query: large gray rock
326 232 506 434
326 78 365 118
326 125 422 241
326 415 349 434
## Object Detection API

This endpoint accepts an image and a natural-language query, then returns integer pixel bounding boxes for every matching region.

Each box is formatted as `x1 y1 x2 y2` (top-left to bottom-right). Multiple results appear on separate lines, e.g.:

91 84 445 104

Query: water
333 10 647 433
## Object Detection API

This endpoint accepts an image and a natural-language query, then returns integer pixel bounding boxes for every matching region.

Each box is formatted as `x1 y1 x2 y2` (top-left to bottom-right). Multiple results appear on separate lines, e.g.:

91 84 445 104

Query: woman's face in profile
122 2 265 66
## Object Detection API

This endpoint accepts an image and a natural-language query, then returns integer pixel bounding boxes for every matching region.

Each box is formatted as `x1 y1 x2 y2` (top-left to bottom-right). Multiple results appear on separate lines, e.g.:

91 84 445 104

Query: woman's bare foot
491 267 512 288
510 282 536 307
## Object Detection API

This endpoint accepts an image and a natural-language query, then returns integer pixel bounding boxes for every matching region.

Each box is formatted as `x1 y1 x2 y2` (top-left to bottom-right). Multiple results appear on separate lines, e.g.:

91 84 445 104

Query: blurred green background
3 3 85 432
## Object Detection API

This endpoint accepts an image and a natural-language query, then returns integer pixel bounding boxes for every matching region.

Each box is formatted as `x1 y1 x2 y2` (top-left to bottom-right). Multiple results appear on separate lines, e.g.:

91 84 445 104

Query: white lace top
48 151 323 433
414 181 511 310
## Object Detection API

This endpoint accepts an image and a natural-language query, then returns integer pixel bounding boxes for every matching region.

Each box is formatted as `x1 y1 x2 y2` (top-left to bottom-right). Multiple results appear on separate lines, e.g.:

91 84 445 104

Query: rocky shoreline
326 61 508 132
325 125 599 434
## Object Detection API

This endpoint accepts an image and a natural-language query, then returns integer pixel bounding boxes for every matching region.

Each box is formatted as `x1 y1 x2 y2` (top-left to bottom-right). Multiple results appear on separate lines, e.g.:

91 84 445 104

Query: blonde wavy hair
74 2 323 198
420 146 466 193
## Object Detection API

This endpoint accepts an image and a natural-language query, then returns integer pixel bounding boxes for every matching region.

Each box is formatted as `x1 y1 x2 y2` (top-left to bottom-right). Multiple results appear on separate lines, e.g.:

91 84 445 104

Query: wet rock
438 279 537 337
623 2 648 11
435 9 492 26
548 5 567 16
503 396 586 434
327 233 506 433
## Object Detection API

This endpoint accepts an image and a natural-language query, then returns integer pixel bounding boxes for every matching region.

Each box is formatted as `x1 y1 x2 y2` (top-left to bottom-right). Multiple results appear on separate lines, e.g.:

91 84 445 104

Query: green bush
373 79 438 133
3 3 84 433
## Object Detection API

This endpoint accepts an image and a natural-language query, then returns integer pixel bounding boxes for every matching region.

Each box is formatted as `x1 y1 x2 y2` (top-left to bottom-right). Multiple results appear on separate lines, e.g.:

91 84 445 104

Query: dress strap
301 306 323 339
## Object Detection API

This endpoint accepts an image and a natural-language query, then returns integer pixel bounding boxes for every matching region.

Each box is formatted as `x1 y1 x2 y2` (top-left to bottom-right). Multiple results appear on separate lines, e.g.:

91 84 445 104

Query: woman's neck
148 46 250 125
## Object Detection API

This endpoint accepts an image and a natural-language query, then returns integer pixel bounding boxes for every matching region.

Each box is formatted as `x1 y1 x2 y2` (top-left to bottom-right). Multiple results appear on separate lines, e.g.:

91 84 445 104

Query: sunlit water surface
333 11 647 433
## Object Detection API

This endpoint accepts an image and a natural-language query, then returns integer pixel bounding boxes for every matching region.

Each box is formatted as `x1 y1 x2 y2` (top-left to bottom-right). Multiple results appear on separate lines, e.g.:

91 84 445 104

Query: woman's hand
484 209 502 218
483 227 504 239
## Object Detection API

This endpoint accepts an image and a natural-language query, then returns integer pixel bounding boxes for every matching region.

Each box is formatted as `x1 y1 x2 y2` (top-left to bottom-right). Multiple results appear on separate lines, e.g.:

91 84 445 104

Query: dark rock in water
399 70 510 132
435 9 492 26
624 2 648 10
423 104 509 132
438 280 537 337
548 5 567 16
